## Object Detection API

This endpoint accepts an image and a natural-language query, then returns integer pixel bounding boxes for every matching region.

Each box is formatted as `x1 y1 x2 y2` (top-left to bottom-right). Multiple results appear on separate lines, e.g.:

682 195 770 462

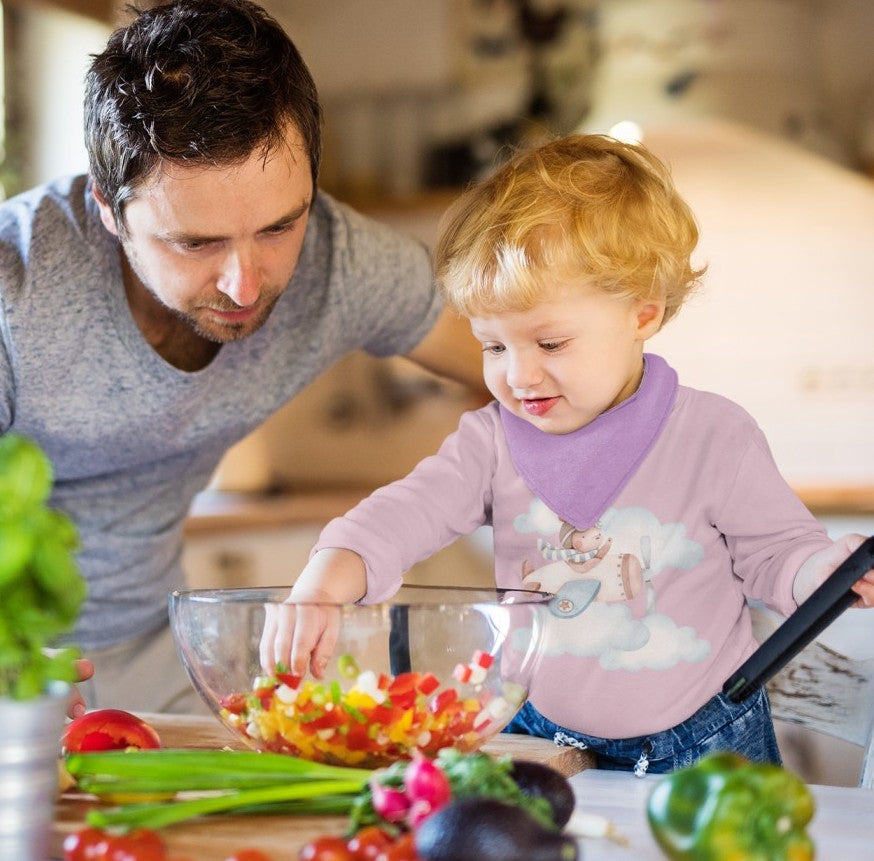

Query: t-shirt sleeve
311 408 497 602
0 221 24 432
321 197 442 358
714 426 831 616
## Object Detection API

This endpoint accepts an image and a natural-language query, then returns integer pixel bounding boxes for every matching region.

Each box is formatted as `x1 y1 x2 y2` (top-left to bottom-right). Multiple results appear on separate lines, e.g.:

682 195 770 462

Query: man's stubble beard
121 243 282 345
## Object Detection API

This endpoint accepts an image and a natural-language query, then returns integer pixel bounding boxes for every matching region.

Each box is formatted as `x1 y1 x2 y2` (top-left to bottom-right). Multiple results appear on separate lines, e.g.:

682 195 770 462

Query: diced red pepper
387 673 419 710
428 688 458 714
453 663 472 683
471 650 494 669
306 707 346 731
219 693 249 715
416 672 440 695
276 671 302 689
345 722 374 752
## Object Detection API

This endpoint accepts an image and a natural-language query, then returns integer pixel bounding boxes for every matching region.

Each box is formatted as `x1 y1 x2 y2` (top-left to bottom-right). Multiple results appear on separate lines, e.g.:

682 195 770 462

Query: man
0 0 482 714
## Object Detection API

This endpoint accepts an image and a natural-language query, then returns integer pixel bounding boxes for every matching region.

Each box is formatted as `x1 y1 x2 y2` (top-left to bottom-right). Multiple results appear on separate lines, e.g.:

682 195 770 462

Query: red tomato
346 826 393 860
223 850 275 861
298 836 354 861
375 833 420 861
63 827 110 861
108 829 167 861
62 708 162 753
64 827 167 861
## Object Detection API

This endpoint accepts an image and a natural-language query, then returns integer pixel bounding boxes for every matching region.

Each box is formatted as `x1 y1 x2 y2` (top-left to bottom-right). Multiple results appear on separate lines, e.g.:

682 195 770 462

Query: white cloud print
600 613 711 671
598 506 704 574
532 602 650 658
514 498 561 535
522 602 710 672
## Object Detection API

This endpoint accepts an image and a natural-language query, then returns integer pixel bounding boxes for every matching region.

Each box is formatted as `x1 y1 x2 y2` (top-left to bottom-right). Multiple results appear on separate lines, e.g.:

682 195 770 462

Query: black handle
724 535 874 702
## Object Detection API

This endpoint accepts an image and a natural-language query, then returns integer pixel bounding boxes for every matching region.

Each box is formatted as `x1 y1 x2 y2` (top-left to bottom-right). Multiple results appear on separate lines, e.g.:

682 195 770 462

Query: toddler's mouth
521 396 559 417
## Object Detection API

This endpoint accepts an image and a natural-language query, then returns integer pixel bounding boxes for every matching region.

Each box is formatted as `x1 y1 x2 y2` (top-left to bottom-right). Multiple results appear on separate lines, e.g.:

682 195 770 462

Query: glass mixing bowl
169 585 551 767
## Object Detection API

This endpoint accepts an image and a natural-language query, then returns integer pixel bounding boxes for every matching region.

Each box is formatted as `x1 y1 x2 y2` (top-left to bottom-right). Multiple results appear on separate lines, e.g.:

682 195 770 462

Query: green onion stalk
65 749 374 831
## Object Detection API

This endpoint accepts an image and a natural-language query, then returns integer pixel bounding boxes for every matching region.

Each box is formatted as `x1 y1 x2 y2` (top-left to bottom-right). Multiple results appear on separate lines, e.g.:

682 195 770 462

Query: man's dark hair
84 0 322 226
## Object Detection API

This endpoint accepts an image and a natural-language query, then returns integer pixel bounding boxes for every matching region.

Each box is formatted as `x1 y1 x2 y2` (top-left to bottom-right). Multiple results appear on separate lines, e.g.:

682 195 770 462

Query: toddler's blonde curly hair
434 134 706 328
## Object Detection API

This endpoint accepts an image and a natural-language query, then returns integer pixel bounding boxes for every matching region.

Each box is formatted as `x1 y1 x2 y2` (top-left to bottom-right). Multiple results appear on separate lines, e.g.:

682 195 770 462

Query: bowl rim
168 583 554 608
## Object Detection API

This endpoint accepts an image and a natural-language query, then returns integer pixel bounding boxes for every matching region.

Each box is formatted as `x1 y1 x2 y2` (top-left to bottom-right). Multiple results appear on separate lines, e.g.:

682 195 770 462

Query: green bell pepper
646 751 815 860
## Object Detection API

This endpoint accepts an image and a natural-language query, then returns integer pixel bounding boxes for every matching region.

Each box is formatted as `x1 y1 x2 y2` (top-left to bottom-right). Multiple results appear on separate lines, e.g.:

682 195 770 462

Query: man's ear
91 182 120 237
635 299 666 339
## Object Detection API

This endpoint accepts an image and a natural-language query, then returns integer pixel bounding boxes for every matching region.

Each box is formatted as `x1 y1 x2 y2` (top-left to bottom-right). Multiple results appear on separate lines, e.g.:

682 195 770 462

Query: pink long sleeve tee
312 386 831 738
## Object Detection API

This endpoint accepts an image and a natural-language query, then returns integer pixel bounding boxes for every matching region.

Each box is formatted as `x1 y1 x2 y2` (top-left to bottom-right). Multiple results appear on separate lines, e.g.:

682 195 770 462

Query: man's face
95 125 313 344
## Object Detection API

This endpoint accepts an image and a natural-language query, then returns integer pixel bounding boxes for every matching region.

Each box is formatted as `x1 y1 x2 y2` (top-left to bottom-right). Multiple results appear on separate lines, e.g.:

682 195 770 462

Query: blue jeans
503 686 781 775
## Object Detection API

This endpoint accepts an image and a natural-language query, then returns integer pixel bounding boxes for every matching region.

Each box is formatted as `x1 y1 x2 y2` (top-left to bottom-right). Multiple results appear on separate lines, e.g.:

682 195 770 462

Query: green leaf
0 522 34 586
0 432 86 699
0 433 53 515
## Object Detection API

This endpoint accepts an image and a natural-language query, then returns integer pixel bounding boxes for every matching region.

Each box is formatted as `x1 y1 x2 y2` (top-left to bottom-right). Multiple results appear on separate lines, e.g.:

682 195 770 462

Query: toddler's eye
482 344 505 355
539 340 566 352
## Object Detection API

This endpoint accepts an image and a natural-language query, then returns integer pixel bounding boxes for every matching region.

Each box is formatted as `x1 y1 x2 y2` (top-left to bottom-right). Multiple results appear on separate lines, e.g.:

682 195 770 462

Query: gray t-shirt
0 175 441 649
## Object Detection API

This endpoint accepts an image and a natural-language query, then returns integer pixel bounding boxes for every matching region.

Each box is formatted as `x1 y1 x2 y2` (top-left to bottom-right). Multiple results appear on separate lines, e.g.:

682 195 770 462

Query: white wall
16 6 110 187
640 119 874 487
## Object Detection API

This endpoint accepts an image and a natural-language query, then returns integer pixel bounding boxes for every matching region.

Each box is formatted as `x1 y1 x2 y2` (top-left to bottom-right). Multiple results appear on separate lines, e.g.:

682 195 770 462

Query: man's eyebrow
162 200 311 243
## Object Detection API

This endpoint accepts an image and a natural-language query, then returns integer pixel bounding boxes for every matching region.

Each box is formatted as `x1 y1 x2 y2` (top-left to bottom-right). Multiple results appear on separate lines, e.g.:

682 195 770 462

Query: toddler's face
469 281 661 435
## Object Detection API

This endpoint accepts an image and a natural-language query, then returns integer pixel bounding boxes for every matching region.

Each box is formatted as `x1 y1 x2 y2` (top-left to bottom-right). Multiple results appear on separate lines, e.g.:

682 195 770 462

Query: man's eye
263 223 292 236
178 239 213 252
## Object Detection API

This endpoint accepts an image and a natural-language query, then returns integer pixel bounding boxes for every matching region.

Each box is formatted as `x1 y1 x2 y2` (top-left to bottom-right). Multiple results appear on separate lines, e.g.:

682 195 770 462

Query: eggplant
414 797 579 861
510 759 577 828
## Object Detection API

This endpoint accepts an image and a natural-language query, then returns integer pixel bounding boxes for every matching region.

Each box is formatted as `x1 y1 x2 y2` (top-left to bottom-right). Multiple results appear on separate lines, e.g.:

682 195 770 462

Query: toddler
261 134 874 773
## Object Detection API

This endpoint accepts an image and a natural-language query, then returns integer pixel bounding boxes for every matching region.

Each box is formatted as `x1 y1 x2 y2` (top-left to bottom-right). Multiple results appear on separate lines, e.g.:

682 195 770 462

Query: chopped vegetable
646 751 816 860
220 654 524 767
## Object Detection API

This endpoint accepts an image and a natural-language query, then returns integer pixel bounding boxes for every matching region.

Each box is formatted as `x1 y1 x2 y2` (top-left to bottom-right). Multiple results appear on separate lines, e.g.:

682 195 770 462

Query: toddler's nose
506 352 543 389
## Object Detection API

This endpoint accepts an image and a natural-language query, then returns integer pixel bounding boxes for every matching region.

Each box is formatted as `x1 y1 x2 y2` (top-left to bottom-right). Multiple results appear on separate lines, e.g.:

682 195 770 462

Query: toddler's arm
259 548 367 677
793 533 874 607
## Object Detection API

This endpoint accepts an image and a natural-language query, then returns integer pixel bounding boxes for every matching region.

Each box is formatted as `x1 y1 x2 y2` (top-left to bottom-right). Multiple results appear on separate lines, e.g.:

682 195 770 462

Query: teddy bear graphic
522 520 646 618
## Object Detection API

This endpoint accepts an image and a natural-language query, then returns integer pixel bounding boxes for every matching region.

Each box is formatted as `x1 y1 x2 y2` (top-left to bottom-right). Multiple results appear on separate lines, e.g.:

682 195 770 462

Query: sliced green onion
338 654 359 678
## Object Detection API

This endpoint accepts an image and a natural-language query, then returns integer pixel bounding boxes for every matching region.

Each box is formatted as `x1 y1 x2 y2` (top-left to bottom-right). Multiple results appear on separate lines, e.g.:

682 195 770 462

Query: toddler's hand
794 534 874 607
259 599 341 678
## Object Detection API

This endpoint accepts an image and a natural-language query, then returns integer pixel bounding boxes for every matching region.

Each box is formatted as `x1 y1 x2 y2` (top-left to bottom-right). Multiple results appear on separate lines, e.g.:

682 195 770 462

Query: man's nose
217 247 260 307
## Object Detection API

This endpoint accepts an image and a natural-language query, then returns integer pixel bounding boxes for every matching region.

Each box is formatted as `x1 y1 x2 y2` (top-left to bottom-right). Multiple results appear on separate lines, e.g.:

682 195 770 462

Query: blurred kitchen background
2 0 873 784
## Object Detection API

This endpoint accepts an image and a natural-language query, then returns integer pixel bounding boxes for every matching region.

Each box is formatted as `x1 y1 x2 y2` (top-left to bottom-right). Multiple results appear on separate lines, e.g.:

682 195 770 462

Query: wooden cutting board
52 713 593 860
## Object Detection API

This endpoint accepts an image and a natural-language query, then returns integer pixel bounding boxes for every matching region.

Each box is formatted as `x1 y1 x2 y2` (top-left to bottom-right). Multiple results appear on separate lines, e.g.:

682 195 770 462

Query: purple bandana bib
500 353 678 529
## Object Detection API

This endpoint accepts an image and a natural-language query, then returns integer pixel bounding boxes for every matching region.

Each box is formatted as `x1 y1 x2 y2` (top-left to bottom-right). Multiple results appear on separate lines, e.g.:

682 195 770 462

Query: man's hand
67 657 94 718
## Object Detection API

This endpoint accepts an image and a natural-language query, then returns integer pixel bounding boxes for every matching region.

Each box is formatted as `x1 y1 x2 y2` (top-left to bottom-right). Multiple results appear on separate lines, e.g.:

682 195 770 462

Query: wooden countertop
52 713 593 860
